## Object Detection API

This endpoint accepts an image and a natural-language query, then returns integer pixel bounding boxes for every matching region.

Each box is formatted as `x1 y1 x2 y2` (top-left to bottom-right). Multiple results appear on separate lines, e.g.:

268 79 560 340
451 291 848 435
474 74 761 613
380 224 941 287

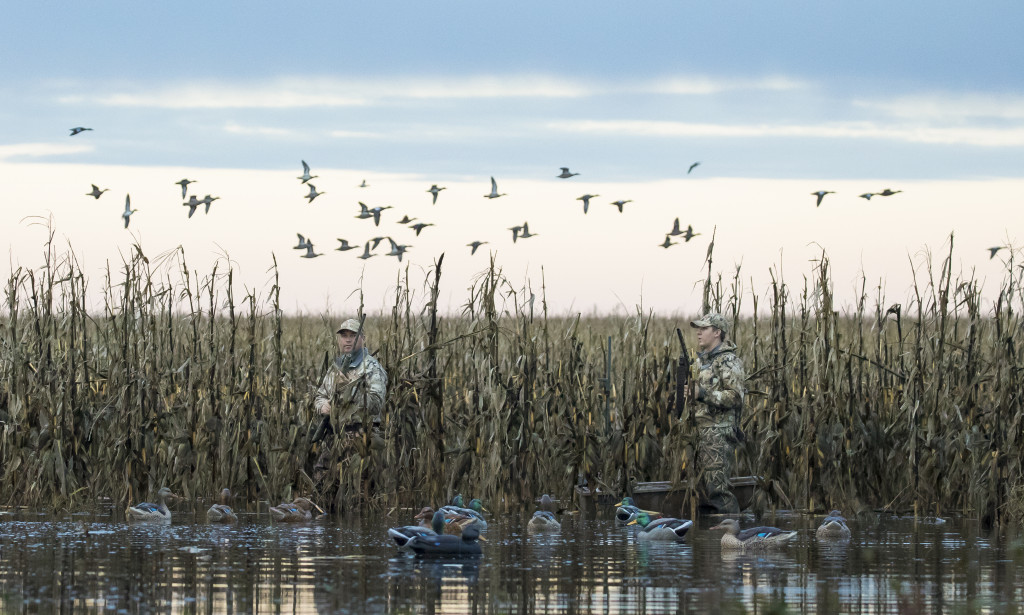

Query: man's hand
319 403 332 416
683 382 697 403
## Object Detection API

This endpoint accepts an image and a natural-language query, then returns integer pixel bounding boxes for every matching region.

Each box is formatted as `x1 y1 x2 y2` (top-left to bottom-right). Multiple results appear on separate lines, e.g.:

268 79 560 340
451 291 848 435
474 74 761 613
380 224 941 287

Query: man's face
694 326 722 351
336 330 363 354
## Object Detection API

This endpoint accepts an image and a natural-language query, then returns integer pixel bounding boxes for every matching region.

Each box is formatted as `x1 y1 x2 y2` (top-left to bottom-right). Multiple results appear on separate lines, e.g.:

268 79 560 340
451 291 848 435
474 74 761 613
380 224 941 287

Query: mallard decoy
614 497 663 525
389 509 447 552
528 494 561 532
126 487 176 522
207 488 237 523
406 523 484 556
440 495 488 530
816 510 852 540
269 497 321 522
626 510 692 542
710 518 798 550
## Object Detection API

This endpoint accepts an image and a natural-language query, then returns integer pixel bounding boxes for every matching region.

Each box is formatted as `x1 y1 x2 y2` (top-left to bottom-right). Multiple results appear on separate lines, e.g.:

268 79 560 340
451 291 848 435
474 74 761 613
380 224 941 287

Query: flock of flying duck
79 126 1017 263
72 127 708 259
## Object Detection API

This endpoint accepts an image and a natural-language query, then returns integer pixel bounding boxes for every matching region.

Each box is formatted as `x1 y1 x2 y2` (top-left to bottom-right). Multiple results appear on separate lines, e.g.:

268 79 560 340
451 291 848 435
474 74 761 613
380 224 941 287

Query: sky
2 1 1023 318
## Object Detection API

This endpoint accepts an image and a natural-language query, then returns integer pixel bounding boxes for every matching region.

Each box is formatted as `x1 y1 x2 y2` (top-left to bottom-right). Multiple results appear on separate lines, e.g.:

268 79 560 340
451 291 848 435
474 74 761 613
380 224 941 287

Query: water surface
1 507 1021 613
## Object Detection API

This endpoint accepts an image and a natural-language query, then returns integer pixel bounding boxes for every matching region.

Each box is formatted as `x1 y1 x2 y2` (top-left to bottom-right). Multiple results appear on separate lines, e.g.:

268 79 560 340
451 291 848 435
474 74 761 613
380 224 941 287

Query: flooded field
1 507 1022 614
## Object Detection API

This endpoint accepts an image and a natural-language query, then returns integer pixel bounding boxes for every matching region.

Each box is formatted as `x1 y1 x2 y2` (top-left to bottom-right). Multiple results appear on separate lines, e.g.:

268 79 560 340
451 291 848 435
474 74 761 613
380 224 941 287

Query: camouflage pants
697 424 740 514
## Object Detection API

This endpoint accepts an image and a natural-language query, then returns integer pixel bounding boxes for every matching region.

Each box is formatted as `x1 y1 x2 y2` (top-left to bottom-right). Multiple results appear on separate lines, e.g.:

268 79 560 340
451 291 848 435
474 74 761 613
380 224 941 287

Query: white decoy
427 184 446 204
122 195 136 228
306 184 325 203
69 127 92 136
484 177 506 199
576 194 599 214
297 160 318 184
467 241 488 255
86 184 108 199
611 199 632 213
175 178 196 198
556 167 579 179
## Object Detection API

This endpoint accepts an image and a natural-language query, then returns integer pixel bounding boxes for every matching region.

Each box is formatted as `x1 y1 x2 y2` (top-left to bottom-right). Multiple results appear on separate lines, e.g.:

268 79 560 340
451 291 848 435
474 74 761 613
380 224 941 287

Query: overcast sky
2 1 1022 317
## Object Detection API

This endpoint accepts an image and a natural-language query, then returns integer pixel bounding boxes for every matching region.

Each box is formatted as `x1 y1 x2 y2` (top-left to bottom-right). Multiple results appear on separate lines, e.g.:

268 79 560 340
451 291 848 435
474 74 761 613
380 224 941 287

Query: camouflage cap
690 312 729 333
336 318 362 334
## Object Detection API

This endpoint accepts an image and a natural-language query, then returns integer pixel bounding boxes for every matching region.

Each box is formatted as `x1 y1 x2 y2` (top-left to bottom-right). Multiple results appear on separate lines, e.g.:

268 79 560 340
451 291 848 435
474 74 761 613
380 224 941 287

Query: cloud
328 129 388 139
56 73 809 110
550 119 1024 147
854 93 1024 121
0 142 94 160
223 122 297 137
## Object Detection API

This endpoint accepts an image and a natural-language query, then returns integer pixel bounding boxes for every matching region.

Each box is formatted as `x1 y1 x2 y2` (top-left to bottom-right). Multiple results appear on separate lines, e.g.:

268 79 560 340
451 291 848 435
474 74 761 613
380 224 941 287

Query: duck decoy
484 177 506 199
627 510 692 542
86 184 108 199
207 488 238 523
69 127 92 136
812 190 834 207
439 495 488 530
406 523 484 556
269 497 322 522
556 167 579 179
427 184 446 204
175 178 197 198
614 497 664 525
389 509 447 552
527 495 561 532
297 160 318 184
126 487 176 522
816 510 852 540
576 194 599 214
710 518 798 550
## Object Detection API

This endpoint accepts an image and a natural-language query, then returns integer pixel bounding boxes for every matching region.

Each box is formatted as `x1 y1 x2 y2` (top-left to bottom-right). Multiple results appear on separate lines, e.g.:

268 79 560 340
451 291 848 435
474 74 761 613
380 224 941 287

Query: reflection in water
1 509 1023 613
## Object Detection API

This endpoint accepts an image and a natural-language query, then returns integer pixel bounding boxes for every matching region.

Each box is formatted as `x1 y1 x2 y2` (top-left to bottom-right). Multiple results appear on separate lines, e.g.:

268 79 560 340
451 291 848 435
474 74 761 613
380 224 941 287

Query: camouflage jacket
314 348 388 425
693 341 746 428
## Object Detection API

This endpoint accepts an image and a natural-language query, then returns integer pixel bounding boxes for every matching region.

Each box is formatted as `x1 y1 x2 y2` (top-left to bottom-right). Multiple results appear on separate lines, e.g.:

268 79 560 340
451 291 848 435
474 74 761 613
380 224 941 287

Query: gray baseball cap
690 312 729 333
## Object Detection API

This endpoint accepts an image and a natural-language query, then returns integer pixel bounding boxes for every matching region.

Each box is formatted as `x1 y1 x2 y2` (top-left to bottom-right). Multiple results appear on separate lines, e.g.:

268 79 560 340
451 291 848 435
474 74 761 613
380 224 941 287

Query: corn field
3 232 1024 523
